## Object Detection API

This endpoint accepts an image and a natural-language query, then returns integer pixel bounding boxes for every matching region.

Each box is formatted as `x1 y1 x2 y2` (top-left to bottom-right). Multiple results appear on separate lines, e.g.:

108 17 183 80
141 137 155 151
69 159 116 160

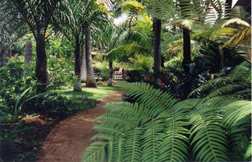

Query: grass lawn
55 84 121 99
51 84 122 111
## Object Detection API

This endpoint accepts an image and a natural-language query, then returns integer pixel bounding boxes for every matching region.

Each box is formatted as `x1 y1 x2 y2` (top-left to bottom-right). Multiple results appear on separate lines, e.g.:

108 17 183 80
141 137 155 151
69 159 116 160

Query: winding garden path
38 90 125 162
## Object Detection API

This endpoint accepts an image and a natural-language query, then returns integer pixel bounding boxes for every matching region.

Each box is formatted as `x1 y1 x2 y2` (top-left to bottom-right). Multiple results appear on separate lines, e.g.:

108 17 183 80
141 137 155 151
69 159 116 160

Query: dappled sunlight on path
38 90 125 162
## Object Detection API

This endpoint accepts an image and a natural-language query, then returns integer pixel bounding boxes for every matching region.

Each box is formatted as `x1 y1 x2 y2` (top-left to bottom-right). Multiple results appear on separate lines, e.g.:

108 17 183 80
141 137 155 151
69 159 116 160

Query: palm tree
85 26 97 87
121 0 174 85
175 0 193 76
0 1 27 66
84 1 109 87
54 0 109 89
7 0 60 91
95 23 127 86
150 0 175 85
53 0 87 91
153 17 162 85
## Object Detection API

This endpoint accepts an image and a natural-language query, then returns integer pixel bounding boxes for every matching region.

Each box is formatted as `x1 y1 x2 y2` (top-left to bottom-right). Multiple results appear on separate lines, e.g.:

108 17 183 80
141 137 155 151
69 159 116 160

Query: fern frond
123 128 142 162
84 83 250 161
189 103 228 161
203 83 243 101
121 82 177 113
222 100 251 160
111 135 126 162
223 100 251 127
158 103 190 162
104 102 154 124
232 89 251 98
93 124 124 135
90 133 113 141
97 113 138 131
228 115 250 160
245 141 252 160
141 118 165 162
83 141 106 162
188 77 229 98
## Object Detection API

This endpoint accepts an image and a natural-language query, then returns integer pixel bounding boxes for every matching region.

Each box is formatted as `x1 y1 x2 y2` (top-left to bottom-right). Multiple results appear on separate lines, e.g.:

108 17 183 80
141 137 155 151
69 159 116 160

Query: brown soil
38 90 125 162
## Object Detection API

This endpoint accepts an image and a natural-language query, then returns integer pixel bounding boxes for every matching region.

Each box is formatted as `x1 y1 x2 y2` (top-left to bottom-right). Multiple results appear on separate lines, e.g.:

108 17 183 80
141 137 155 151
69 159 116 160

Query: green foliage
84 83 251 162
129 56 153 71
8 0 60 38
94 61 109 81
47 54 76 89
0 56 75 120
106 20 153 69
0 56 38 118
189 61 251 100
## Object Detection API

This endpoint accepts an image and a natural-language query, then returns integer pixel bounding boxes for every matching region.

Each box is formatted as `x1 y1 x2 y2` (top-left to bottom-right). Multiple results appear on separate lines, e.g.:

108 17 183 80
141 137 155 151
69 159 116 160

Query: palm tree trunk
73 36 82 91
24 41 32 74
8 46 12 58
85 27 97 88
161 55 165 68
81 45 87 82
0 41 2 55
182 28 192 76
153 17 161 86
35 33 47 91
0 41 2 66
108 61 113 86
122 69 126 80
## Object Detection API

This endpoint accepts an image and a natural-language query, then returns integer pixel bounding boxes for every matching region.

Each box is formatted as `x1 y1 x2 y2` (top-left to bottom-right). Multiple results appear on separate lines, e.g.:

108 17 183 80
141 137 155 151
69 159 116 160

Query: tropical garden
0 0 251 161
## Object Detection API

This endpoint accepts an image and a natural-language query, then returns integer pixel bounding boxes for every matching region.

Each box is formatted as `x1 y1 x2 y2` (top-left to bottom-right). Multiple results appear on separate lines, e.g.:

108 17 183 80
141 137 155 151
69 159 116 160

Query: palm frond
151 0 174 19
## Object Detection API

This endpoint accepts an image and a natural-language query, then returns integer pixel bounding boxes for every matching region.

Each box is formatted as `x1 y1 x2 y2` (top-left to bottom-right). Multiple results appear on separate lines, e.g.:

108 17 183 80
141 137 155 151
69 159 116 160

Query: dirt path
38 90 125 162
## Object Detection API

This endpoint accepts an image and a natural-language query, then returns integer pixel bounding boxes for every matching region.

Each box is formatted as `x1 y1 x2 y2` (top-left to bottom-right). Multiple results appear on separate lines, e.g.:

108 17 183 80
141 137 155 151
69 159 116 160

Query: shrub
0 57 38 119
47 55 75 89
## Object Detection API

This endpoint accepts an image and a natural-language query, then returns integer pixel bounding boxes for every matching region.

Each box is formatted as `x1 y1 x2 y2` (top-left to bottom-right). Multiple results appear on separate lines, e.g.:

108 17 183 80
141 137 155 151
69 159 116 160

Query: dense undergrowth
0 57 120 161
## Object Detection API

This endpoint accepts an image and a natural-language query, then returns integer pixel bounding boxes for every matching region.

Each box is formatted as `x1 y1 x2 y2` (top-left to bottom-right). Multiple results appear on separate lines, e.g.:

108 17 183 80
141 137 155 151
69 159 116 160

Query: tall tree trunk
161 55 165 68
153 17 161 86
85 28 97 88
182 28 192 76
35 33 47 91
24 41 32 74
108 61 113 86
0 40 2 55
7 46 12 58
0 41 3 67
81 45 87 82
122 69 126 80
73 37 82 91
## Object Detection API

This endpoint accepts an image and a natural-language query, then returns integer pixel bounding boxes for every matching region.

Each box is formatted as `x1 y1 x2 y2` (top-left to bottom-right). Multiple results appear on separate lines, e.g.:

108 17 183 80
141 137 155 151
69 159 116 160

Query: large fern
189 61 251 100
83 83 251 161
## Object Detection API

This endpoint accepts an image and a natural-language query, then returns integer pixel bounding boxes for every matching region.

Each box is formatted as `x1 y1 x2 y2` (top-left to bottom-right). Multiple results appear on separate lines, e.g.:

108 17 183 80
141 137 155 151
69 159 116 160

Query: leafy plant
189 61 251 100
83 83 251 162
0 56 38 118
